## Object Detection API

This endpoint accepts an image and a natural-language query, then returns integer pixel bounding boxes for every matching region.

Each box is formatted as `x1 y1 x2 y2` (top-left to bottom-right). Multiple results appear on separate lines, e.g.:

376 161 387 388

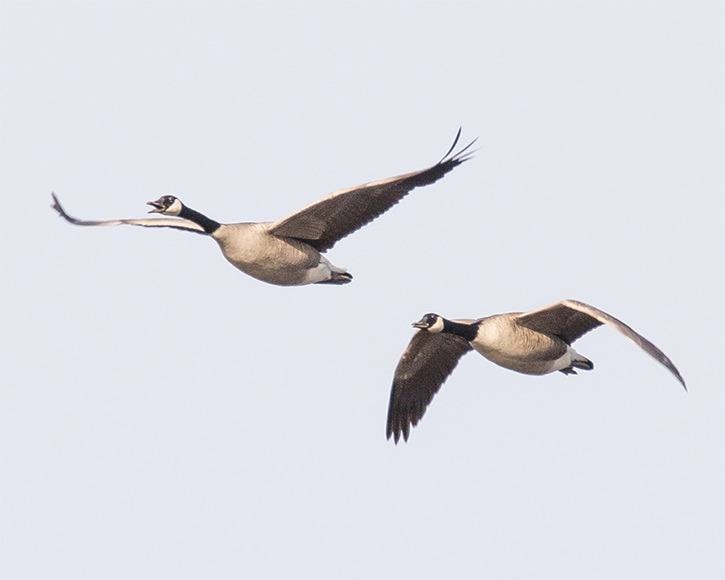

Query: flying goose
386 299 686 443
51 130 474 286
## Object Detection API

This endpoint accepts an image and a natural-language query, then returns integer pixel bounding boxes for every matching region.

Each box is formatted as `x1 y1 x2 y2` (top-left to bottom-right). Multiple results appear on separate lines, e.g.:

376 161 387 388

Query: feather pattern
50 130 474 285
515 300 686 388
51 193 206 234
269 129 476 252
386 329 473 443
386 302 686 443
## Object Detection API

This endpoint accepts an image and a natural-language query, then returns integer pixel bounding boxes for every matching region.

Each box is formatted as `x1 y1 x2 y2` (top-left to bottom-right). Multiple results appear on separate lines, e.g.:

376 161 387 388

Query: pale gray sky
1 1 723 579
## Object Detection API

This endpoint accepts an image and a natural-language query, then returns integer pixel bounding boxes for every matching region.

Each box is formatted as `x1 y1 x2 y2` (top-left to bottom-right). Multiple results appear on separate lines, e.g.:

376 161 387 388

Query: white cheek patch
166 198 183 215
429 317 445 333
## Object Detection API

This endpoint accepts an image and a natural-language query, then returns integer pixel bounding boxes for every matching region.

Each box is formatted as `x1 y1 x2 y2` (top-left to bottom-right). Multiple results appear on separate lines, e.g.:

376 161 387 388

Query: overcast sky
1 1 723 579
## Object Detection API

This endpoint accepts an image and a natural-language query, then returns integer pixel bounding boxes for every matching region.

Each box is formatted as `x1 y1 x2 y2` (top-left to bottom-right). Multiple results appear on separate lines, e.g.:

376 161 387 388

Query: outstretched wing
386 329 473 443
269 129 476 252
51 193 206 234
516 299 686 389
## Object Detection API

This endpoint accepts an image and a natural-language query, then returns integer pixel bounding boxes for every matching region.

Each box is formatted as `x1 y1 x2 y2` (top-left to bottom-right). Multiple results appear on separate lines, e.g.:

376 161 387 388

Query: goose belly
213 225 323 286
471 320 571 375
474 346 574 375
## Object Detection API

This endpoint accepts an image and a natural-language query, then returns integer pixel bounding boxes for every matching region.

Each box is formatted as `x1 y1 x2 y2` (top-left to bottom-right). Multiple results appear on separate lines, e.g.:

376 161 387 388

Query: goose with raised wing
52 130 474 286
386 299 686 443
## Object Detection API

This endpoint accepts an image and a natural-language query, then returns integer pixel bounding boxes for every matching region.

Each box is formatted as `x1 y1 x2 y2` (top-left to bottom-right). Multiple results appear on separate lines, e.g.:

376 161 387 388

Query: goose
386 299 686 443
51 130 474 286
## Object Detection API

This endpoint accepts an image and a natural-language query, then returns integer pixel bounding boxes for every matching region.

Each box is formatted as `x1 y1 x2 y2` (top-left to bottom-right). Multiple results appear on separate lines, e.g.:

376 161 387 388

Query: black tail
315 272 353 285
559 357 594 375
572 357 594 371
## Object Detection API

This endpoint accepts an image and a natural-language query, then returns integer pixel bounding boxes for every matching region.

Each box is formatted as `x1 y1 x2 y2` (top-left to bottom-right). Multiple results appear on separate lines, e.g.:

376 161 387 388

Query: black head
147 195 182 215
412 313 445 333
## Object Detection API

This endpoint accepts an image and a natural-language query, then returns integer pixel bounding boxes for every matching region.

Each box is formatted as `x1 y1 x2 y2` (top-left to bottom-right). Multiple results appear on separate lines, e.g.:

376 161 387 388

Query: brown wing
515 301 602 345
51 193 206 234
269 129 475 252
517 300 686 389
386 330 473 443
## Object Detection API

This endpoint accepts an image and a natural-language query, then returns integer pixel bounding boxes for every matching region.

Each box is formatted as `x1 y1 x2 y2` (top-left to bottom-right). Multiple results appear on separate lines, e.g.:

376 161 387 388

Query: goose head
147 195 183 215
413 313 445 333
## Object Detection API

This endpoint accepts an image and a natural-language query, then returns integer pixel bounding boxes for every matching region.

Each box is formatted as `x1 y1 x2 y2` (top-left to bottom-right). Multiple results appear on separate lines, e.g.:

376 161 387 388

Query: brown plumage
387 301 686 443
386 329 473 443
269 128 475 252
51 129 475 286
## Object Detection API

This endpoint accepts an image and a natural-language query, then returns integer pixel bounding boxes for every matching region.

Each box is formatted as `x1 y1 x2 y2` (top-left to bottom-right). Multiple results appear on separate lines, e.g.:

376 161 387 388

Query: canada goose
386 299 686 443
51 130 474 286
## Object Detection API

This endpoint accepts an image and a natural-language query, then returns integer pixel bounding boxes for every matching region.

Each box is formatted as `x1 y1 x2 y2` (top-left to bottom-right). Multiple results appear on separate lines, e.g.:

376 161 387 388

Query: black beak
412 320 428 329
147 200 164 214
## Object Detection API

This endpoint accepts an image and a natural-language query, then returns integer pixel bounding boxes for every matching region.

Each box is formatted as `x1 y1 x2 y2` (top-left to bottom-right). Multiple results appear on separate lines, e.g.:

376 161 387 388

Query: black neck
179 205 221 234
442 319 478 342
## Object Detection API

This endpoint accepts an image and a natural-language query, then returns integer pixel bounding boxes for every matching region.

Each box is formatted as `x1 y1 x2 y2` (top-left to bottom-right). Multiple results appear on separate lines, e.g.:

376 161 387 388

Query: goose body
467 314 595 375
52 130 474 287
210 222 347 286
386 300 686 443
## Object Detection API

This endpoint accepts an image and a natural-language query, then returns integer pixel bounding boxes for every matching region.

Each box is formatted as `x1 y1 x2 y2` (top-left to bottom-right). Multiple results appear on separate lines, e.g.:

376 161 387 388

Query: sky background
1 1 723 579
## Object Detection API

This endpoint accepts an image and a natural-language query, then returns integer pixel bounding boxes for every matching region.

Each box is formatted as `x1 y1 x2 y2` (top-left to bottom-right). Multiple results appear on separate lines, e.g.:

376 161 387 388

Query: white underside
548 347 580 373
300 255 348 284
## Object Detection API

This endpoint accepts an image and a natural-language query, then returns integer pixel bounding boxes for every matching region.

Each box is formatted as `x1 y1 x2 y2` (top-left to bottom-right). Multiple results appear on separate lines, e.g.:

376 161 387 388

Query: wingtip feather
50 191 62 213
439 127 463 163
677 374 687 392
